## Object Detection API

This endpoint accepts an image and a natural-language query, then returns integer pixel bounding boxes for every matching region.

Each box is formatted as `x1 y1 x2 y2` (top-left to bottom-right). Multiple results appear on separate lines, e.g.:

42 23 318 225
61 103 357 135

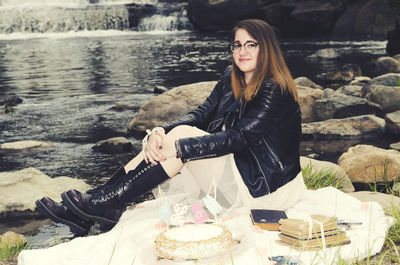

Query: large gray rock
362 85 400 113
348 191 400 216
128 81 217 132
314 92 381 120
336 85 363 97
294 77 323 90
362 73 400 89
0 168 90 213
302 115 385 140
1 140 50 150
338 144 400 183
385 110 400 135
333 0 398 37
374 56 400 76
362 73 400 113
297 85 323 122
92 137 133 153
300 156 354 192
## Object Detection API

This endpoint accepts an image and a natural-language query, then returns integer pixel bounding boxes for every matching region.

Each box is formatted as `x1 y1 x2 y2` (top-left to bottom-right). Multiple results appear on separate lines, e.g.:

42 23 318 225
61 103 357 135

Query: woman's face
233 28 259 83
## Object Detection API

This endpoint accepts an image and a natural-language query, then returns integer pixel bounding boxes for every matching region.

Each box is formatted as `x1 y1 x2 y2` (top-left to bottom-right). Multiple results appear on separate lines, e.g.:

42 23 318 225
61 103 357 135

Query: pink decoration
191 202 208 224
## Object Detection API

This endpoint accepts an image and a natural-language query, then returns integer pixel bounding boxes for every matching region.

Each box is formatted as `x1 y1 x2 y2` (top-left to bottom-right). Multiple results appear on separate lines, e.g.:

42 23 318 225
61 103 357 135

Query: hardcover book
250 209 288 231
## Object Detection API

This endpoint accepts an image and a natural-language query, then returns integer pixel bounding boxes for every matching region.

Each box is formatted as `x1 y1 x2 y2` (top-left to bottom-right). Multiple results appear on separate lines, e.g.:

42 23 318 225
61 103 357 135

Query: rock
390 142 400 151
109 104 139 112
321 88 336 97
348 191 400 216
362 85 400 113
334 0 398 38
362 73 400 113
319 64 362 83
314 92 381 120
300 156 354 192
374 56 400 76
387 19 400 56
0 231 27 249
307 48 339 60
302 115 385 140
92 137 133 153
187 0 261 31
363 73 400 88
0 168 90 213
338 144 400 183
301 139 362 156
154 85 168 94
0 95 23 107
336 85 363 97
297 85 323 122
385 110 400 134
1 140 51 150
349 76 372 86
128 81 217 132
294 77 323 90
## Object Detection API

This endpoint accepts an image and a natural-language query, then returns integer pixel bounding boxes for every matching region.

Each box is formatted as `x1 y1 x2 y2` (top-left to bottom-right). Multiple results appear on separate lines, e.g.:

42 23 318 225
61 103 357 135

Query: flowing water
0 0 390 246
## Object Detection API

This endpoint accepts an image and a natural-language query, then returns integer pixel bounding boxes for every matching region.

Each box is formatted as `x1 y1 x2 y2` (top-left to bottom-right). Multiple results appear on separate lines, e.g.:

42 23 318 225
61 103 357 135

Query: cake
155 223 233 260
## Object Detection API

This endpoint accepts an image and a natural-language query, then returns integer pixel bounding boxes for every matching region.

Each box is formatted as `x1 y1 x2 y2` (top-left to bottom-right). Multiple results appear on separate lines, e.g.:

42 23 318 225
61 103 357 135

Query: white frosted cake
155 224 233 260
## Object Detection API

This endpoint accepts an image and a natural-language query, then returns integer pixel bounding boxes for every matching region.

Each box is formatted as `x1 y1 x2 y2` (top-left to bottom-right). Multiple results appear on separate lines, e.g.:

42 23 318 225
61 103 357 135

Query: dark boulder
333 0 398 37
187 0 263 31
387 18 400 56
188 0 347 36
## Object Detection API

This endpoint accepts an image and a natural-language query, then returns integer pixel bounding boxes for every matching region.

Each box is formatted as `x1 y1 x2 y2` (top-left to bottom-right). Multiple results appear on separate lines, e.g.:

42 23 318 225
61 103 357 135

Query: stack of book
277 215 351 251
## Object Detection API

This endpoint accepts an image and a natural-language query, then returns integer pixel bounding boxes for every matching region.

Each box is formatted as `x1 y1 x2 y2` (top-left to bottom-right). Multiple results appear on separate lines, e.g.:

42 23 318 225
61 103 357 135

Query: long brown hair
231 19 298 102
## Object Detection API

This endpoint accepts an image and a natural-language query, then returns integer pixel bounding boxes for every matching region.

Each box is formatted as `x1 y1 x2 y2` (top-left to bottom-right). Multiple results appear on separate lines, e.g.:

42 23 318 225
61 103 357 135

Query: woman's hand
144 127 166 165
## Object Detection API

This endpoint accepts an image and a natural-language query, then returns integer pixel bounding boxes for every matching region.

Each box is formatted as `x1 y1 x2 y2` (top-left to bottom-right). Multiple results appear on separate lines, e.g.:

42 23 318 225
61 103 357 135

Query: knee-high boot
61 161 169 230
35 165 128 236
86 165 126 194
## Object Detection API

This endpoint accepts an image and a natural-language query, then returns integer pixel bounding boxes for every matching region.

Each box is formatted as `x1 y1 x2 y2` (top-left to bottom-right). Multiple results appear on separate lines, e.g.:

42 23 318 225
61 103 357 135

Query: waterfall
0 0 192 34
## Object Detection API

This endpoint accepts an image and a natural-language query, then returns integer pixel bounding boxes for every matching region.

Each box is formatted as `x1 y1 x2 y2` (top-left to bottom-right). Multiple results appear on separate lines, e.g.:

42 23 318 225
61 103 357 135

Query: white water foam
0 29 190 40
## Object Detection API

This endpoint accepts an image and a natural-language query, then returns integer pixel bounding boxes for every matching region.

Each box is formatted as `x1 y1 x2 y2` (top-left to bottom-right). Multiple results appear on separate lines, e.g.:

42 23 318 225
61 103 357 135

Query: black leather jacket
162 66 302 197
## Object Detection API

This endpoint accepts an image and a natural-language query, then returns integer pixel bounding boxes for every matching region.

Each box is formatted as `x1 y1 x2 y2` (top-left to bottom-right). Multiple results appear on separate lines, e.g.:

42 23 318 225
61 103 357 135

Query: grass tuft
0 238 30 262
302 163 345 191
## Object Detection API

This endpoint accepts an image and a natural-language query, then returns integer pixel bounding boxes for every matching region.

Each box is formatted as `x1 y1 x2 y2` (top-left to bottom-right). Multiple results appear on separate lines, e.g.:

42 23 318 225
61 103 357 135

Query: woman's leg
61 125 209 229
124 125 208 176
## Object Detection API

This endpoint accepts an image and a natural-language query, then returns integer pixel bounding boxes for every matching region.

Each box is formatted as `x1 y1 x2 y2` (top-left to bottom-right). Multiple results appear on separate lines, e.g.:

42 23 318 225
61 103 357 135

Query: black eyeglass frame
229 41 259 53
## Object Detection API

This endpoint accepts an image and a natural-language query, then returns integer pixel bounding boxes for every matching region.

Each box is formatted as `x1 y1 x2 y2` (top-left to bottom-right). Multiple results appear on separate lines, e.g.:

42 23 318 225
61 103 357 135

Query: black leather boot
86 165 126 194
61 161 169 230
35 197 94 236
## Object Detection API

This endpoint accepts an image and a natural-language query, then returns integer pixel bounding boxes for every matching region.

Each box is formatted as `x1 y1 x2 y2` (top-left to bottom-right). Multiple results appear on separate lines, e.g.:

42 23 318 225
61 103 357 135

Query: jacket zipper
248 146 270 194
185 153 217 162
263 138 284 170
207 117 223 132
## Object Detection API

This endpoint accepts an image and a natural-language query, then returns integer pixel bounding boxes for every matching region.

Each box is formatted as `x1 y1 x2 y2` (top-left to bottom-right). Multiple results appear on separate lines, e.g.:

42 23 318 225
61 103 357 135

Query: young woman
36 19 305 236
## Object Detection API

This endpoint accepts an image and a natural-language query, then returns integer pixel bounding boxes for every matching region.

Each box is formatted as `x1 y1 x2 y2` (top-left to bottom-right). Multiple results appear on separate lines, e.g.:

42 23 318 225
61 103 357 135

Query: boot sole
61 192 117 230
35 200 89 236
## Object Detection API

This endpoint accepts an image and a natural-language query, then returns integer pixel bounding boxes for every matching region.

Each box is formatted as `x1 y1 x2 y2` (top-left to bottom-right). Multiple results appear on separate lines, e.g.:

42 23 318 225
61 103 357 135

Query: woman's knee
167 125 207 139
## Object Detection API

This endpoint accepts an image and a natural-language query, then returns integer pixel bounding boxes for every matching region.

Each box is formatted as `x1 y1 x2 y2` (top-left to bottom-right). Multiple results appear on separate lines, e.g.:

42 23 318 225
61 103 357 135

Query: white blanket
18 187 393 265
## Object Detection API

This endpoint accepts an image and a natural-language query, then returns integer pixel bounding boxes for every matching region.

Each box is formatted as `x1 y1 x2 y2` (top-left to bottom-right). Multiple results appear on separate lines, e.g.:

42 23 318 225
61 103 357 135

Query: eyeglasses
229 41 259 53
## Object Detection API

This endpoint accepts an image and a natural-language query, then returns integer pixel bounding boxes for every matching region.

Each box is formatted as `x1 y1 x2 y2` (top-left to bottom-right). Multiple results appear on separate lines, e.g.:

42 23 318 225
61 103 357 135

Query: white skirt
156 153 306 216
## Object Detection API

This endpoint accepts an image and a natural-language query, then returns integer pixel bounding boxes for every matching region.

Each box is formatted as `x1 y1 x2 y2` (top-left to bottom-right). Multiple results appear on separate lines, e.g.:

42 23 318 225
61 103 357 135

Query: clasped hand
144 127 176 165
